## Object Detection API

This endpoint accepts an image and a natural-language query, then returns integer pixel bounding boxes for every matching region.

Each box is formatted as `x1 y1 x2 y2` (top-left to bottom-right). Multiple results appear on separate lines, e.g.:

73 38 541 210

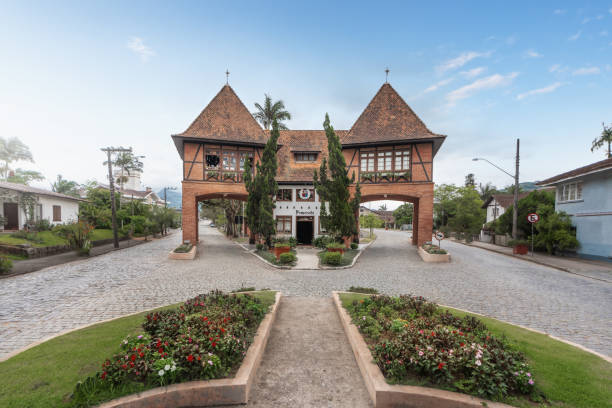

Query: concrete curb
453 239 611 284
168 245 197 260
318 238 376 270
332 292 513 408
417 246 451 263
98 291 282 408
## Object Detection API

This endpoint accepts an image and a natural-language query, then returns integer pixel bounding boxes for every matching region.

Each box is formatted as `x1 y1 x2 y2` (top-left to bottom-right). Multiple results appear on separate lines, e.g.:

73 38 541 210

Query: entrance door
296 217 314 245
3 203 18 230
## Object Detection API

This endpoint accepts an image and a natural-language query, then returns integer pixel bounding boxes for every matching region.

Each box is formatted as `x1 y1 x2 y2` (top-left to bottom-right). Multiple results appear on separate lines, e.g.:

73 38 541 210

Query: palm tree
52 175 79 197
591 122 612 159
0 137 34 180
252 94 291 130
478 182 497 202
105 151 144 190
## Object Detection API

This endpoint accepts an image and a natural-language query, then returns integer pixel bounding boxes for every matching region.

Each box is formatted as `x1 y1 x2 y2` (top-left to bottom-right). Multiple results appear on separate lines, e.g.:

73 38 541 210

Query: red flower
431 331 436 337
187 355 194 362
121 364 127 369
197 356 201 361
212 342 217 347
130 354 136 361
101 371 107 380
130 362 134 368
438 362 445 370
158 348 164 354
139 352 144 358
460 342 465 347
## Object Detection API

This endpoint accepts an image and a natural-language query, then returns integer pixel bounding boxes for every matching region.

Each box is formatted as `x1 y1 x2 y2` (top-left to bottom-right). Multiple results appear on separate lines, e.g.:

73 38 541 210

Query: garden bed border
98 291 282 408
168 245 197 260
417 246 451 263
332 291 513 408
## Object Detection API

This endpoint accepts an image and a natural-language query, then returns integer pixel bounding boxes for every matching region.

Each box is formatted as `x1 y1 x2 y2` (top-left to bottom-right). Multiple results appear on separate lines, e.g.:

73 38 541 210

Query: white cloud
553 9 566 15
601 30 608 37
568 30 582 41
582 17 591 24
423 78 454 93
572 67 601 75
610 8 612 14
127 37 155 61
549 64 568 73
516 82 563 100
446 72 519 104
437 51 491 73
596 14 604 20
460 66 487 78
524 49 542 58
506 35 517 45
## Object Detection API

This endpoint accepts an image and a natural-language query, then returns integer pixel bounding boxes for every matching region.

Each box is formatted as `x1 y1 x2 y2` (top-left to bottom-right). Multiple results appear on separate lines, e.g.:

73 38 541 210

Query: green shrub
422 243 447 254
350 242 358 249
347 286 378 294
0 256 12 274
33 219 52 232
279 252 296 265
313 235 333 249
11 230 43 244
323 251 342 265
274 243 291 249
326 242 345 250
54 221 94 255
174 243 193 253
288 237 297 247
255 243 265 251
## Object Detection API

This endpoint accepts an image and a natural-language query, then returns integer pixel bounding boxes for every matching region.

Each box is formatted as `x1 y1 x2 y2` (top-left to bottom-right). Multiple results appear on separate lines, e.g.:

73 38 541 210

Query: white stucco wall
0 194 79 229
484 199 506 224
273 185 326 239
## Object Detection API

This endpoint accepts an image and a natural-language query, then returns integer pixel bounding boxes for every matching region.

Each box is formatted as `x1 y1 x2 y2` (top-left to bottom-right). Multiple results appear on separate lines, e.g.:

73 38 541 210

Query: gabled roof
172 85 267 157
0 181 82 201
341 83 446 155
537 158 612 186
276 130 330 183
481 192 531 209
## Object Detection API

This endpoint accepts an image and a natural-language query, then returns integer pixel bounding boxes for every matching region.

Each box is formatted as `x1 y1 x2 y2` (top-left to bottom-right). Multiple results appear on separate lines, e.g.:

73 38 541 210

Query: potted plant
326 242 345 254
272 242 291 259
508 239 529 255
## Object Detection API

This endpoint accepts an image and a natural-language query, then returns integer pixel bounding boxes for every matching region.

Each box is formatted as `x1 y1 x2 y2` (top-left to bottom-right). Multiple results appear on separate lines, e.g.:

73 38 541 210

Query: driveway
0 224 610 359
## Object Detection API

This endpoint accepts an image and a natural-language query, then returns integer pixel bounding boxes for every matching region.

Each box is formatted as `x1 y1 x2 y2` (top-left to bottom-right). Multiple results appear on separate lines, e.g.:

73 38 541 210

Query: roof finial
225 69 230 85
385 67 389 83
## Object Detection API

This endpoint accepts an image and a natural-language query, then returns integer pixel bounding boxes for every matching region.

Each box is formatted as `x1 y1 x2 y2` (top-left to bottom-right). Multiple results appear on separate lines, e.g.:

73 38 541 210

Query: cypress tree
314 114 360 243
244 120 280 246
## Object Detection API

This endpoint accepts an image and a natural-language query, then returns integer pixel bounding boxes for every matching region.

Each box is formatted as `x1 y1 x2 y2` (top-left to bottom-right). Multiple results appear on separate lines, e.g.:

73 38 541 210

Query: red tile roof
342 83 446 154
174 85 267 145
276 130 330 183
537 158 612 186
481 192 531 209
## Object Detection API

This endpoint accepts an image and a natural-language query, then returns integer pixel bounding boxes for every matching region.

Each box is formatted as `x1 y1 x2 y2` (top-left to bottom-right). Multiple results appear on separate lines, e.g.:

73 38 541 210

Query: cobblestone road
1 224 610 359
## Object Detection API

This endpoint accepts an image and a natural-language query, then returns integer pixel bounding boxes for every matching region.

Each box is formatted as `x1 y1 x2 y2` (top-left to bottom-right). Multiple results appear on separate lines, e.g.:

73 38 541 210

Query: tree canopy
252 94 291 130
591 122 612 158
0 137 43 185
52 175 79 197
393 203 413 226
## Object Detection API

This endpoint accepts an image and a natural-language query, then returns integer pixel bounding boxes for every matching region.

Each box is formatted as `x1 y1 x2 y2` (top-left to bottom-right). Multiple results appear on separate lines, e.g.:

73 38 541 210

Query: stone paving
1 223 611 359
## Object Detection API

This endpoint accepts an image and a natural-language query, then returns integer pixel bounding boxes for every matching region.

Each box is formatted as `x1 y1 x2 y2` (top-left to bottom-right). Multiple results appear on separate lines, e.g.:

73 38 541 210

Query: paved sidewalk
249 297 372 407
468 241 612 283
294 247 320 270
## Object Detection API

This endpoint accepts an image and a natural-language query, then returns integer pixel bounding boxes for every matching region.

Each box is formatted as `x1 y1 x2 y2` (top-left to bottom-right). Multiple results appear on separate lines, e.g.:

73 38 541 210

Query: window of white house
360 152 375 172
276 216 292 233
377 151 392 171
559 182 583 202
295 152 317 162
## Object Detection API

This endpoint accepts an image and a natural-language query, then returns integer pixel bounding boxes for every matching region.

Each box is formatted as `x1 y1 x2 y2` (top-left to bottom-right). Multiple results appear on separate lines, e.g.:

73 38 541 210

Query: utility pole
512 139 520 240
162 186 177 208
101 146 132 249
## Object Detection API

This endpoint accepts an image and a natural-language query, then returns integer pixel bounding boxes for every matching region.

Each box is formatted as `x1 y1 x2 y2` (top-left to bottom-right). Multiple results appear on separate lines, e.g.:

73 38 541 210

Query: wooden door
3 203 19 230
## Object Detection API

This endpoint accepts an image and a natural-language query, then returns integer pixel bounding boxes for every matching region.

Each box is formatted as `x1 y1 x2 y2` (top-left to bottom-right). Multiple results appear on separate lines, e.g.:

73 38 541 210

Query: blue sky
1 1 611 201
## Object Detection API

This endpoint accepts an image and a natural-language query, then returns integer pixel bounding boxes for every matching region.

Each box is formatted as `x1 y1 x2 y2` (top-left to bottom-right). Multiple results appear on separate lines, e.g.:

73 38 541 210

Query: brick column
416 189 434 247
182 191 198 243
412 199 419 246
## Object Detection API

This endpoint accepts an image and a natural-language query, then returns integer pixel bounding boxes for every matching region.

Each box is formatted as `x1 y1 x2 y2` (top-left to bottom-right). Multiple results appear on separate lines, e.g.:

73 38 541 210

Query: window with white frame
558 181 583 202
360 152 375 172
377 151 392 171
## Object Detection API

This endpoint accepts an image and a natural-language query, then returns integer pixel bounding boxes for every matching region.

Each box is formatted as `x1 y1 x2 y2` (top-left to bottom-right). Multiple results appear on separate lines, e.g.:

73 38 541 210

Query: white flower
362 316 366 321
164 364 170 371
475 359 482 366
158 369 165 376
208 360 213 366
171 365 176 372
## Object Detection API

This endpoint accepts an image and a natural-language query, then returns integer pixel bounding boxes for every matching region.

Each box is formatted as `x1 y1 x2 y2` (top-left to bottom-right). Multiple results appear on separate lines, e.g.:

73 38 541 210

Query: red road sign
527 213 540 223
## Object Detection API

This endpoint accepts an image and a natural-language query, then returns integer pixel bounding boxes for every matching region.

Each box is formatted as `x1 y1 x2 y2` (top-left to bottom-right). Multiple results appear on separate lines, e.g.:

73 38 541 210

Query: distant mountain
499 182 540 193
157 189 182 209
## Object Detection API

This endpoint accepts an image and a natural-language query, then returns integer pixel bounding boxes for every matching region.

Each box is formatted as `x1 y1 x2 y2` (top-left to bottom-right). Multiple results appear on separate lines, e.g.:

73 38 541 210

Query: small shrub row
323 251 342 266
0 256 13 275
313 236 334 249
174 243 193 253
421 243 447 255
279 252 296 265
326 242 345 250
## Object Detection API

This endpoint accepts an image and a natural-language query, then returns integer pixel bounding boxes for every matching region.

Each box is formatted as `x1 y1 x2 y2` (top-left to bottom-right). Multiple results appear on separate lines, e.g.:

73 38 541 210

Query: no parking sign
526 213 539 256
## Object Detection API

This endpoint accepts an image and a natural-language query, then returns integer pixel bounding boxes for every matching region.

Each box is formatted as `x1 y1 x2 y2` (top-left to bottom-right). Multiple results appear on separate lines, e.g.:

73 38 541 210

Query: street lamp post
473 138 520 240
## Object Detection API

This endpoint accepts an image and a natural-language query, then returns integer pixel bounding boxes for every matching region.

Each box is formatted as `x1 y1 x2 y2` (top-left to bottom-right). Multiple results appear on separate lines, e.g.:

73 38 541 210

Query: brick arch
350 183 433 246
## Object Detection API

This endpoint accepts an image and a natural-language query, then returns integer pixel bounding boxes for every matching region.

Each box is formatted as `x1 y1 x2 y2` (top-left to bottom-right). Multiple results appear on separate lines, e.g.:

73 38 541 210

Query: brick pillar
416 192 434 247
182 191 198 243
412 200 419 246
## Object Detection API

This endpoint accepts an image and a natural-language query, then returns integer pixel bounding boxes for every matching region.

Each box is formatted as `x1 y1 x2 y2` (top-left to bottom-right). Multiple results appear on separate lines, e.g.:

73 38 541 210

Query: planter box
332 292 512 408
272 246 291 259
168 245 197 260
513 244 528 255
417 246 451 263
327 247 344 254
100 292 281 408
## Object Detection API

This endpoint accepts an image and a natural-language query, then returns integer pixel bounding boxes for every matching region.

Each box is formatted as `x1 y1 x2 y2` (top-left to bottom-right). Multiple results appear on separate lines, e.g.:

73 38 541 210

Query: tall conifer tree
314 114 360 243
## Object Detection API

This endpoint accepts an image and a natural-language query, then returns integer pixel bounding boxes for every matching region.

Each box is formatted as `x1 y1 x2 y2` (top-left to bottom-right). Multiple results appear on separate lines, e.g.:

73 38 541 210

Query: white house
0 182 81 230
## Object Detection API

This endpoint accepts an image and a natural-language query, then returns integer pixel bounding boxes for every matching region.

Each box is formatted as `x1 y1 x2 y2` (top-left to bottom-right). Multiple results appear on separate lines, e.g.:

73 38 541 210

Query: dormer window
295 152 318 162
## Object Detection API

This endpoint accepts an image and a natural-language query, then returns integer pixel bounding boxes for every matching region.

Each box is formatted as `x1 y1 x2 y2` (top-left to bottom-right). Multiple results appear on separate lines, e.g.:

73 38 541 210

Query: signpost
527 213 540 256
434 231 444 249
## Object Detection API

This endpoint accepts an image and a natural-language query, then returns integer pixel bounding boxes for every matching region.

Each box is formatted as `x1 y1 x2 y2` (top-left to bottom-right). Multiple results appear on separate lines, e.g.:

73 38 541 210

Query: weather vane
385 67 389 83
226 69 230 84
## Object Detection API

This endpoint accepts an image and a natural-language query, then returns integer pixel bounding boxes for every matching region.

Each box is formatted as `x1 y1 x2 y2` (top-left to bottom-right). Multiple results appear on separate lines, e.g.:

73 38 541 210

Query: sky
1 1 611 210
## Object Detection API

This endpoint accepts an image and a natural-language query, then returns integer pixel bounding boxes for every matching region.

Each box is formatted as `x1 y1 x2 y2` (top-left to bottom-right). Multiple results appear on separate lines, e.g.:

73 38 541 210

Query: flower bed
69 290 275 407
418 243 450 263
343 294 541 403
421 243 447 255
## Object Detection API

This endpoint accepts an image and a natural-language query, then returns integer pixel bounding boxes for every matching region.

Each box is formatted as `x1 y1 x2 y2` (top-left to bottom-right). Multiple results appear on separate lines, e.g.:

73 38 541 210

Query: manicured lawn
0 231 68 247
89 229 120 242
0 291 276 408
339 293 612 408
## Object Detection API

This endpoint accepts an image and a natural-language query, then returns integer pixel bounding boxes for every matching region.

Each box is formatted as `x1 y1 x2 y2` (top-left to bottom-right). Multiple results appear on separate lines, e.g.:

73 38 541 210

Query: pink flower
528 379 534 385
418 351 424 356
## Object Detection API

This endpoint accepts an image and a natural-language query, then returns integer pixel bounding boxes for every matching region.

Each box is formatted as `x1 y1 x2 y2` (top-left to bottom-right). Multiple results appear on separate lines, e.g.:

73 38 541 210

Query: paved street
1 224 610 359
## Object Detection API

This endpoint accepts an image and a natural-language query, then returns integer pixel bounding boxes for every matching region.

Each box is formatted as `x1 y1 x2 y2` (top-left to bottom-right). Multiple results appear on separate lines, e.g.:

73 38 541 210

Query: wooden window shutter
53 205 61 222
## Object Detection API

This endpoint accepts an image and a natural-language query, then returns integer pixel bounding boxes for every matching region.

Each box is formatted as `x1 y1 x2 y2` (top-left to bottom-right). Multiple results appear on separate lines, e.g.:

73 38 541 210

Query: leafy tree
79 187 121 228
478 182 497 202
51 175 79 197
433 184 459 229
314 114 360 242
495 190 555 238
591 122 612 158
378 203 387 211
464 173 475 187
6 169 44 185
447 186 485 239
393 203 413 226
534 211 579 254
252 94 291 130
0 137 33 180
221 199 242 237
244 120 280 246
360 213 383 237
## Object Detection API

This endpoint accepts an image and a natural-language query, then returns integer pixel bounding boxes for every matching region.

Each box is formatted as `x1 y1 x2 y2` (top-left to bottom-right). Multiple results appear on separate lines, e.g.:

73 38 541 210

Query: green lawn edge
339 292 612 408
0 290 277 408
0 229 124 249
